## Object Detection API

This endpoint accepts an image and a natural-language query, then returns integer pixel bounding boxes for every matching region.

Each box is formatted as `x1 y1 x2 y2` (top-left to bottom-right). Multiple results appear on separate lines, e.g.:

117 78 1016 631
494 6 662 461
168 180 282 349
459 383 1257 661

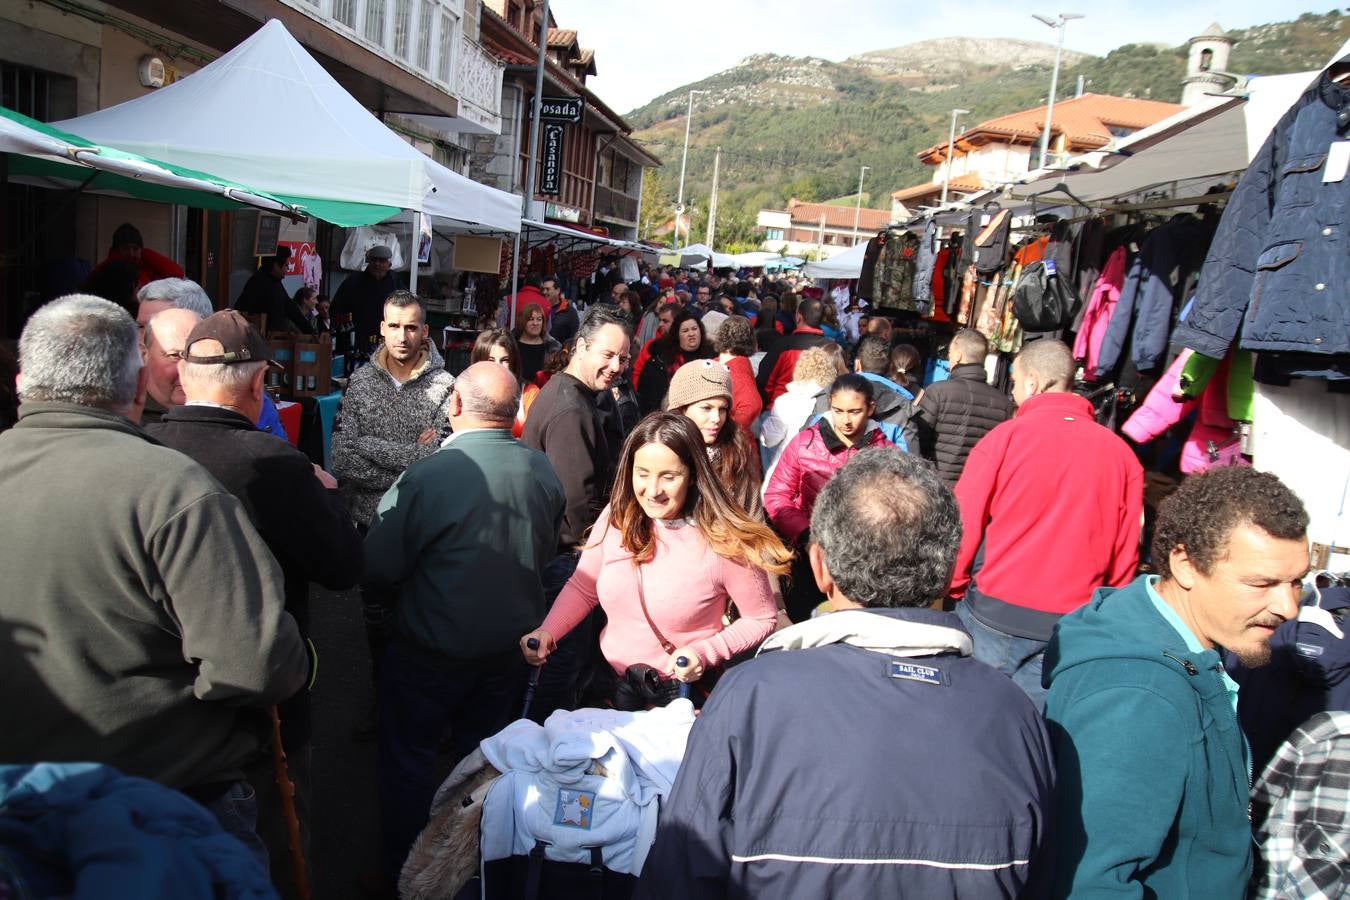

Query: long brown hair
471 329 522 380
672 397 763 514
605 413 791 574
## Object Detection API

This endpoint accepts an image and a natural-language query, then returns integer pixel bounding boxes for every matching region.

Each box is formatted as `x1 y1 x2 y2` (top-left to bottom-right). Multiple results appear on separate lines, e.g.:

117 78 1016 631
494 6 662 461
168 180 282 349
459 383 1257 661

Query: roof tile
786 199 892 230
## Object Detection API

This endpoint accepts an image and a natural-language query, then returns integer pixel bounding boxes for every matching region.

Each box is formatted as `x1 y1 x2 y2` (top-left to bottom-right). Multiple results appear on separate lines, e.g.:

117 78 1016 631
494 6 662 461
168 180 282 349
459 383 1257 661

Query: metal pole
510 0 550 329
705 146 721 248
1034 13 1083 169
940 108 969 206
852 165 869 246
675 89 704 250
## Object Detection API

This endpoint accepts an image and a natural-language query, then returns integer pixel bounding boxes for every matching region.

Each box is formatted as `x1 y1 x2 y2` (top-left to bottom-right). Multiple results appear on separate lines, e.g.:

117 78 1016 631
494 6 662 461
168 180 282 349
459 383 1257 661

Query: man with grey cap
149 309 363 890
332 243 399 352
363 360 564 886
0 294 309 867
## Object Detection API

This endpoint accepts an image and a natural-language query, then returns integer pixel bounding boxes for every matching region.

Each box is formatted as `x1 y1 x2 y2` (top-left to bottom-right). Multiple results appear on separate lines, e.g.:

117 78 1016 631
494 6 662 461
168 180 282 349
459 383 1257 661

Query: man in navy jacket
637 448 1054 900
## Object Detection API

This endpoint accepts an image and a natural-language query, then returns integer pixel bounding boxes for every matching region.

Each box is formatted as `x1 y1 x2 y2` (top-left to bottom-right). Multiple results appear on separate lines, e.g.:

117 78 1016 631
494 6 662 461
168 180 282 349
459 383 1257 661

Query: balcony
594 185 638 226
455 33 504 133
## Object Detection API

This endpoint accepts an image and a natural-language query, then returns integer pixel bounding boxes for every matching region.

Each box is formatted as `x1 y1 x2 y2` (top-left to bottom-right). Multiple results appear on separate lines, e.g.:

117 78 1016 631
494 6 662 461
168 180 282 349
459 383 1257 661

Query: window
391 0 412 58
1199 48 1213 72
764 228 784 241
415 1 435 71
332 0 356 27
364 0 387 45
436 11 458 83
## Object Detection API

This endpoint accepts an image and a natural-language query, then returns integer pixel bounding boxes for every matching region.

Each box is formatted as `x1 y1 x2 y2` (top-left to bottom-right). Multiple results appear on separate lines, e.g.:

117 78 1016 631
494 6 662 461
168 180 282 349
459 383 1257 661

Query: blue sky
551 1 1341 114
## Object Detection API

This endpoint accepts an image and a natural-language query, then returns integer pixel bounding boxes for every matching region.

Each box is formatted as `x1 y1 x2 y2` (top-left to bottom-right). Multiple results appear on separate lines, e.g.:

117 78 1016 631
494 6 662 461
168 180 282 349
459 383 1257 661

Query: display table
315 390 343 471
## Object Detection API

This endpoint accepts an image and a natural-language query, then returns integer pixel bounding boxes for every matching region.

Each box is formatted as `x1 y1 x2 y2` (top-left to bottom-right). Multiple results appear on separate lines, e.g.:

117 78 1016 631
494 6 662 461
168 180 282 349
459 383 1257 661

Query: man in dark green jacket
0 295 309 869
1044 467 1309 898
363 361 564 887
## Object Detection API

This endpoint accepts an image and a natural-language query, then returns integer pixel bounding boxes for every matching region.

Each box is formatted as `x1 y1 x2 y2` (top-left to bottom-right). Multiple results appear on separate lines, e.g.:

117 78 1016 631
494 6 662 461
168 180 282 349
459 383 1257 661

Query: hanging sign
540 95 584 123
541 123 564 196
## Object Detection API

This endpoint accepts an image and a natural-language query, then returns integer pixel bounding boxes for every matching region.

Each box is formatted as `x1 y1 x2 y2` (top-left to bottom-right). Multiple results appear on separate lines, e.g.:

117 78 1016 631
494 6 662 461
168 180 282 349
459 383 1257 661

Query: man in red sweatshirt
755 296 832 404
951 338 1142 710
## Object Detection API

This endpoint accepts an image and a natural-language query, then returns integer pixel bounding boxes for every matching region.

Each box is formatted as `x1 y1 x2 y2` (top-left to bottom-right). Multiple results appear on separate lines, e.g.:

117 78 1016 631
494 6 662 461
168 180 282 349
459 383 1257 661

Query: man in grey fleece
331 290 455 729
0 295 309 868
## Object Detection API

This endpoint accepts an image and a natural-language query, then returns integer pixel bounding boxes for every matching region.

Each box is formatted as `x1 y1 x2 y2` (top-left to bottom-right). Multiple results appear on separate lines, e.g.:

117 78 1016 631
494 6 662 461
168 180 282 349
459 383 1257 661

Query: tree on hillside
639 174 674 241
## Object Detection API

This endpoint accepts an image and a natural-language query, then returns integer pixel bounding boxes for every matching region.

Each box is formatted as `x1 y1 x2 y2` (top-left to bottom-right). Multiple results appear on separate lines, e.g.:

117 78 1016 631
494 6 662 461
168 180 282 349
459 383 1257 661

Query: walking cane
269 705 311 900
522 638 543 719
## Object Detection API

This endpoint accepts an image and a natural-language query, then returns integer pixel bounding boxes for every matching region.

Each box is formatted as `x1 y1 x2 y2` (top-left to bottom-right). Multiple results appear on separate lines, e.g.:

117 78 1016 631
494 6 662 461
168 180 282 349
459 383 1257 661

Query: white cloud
548 0 1336 115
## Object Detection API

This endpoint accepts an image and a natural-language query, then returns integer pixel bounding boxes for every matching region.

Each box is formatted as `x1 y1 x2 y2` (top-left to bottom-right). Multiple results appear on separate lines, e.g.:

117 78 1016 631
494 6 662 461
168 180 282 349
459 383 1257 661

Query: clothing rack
1100 190 1233 214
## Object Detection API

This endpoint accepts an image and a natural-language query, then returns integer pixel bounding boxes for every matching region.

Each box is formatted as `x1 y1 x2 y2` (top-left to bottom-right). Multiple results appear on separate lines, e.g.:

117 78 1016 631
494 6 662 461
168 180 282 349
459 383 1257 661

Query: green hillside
628 11 1348 247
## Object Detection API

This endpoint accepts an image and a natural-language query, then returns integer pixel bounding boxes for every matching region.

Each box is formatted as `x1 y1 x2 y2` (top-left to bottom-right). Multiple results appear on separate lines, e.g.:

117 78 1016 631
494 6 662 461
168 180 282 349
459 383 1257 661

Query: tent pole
408 213 419 296
508 227 521 330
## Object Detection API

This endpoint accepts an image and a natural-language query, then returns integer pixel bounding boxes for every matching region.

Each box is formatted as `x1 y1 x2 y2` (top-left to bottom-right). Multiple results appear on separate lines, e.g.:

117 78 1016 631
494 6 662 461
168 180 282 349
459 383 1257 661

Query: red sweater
724 355 762 432
950 392 1142 624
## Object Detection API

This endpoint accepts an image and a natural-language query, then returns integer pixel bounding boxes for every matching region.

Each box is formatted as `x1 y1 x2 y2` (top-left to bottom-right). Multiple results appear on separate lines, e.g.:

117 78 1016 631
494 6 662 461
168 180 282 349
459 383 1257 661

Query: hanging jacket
974 208 1012 274
1121 350 1251 473
857 233 883 300
1072 245 1127 376
1173 64 1350 369
912 218 939 308
1094 215 1213 377
763 419 892 546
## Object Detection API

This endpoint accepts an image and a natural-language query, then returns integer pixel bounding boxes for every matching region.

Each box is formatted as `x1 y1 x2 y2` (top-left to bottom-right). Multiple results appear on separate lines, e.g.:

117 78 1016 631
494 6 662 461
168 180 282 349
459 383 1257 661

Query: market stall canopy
801 242 868 280
727 251 785 268
56 19 519 231
1007 70 1319 207
520 219 650 255
1 106 302 216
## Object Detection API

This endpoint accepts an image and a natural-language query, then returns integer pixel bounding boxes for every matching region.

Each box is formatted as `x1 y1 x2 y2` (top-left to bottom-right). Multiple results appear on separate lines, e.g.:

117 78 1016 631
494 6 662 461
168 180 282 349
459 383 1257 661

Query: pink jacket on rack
1121 350 1248 473
1072 246 1127 378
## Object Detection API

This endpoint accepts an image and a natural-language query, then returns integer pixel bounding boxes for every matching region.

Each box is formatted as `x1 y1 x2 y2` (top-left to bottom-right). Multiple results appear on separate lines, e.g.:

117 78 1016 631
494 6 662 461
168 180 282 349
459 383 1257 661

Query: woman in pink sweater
521 413 791 701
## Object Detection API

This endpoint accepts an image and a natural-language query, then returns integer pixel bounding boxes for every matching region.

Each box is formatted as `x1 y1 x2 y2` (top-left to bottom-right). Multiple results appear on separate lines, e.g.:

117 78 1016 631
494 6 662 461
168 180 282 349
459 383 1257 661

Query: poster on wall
418 213 433 266
278 241 322 288
541 123 564 196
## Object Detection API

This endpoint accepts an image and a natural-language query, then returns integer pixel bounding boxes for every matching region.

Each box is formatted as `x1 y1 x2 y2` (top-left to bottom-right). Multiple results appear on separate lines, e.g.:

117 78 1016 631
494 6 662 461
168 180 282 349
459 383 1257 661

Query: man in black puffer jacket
915 328 1013 485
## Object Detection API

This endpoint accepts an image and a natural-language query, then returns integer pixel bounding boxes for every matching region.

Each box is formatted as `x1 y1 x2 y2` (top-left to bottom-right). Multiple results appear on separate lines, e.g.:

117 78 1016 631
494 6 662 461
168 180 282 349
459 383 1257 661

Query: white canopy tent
801 241 868 280
57 19 520 237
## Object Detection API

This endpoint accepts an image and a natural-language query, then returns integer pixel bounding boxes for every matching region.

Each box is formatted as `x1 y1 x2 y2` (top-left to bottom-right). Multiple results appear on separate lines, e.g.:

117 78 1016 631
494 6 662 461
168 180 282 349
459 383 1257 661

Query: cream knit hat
665 359 733 410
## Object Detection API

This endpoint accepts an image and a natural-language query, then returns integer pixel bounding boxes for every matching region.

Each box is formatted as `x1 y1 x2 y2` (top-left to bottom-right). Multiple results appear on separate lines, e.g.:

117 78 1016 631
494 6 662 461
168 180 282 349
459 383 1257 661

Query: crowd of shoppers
0 256 1337 900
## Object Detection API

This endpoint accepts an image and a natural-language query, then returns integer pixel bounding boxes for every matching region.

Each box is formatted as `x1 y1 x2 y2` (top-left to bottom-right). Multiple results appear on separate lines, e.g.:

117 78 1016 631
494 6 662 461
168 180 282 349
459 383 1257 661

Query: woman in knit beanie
666 359 764 518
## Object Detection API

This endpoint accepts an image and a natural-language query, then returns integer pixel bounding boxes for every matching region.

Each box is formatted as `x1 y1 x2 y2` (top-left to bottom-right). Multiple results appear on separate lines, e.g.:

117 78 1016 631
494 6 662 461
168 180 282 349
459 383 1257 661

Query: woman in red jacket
666 359 763 518
764 373 893 621
713 315 763 432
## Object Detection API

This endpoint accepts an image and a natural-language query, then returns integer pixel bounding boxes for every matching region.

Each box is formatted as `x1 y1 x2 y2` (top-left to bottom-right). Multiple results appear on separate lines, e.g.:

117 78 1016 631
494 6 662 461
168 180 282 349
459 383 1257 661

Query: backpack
1012 259 1074 332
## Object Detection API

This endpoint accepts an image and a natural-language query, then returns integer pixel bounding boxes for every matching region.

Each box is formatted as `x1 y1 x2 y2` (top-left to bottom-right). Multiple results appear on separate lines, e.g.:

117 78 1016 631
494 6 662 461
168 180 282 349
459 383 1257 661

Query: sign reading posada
539 95 584 123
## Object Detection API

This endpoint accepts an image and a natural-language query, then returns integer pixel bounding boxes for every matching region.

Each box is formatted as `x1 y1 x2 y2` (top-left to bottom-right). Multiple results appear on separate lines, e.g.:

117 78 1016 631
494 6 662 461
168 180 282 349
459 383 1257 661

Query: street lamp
675 89 708 250
940 108 970 206
852 165 871 245
1032 12 1084 169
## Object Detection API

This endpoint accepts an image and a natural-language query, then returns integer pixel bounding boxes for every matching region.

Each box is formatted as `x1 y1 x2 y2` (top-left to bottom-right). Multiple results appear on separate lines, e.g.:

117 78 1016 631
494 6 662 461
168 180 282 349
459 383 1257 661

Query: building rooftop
786 199 892 231
891 174 985 202
918 93 1186 163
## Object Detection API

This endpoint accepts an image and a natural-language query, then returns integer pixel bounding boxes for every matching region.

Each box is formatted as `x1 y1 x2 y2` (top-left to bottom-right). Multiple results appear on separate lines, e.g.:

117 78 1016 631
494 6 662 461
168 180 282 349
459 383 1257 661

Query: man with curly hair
638 448 1055 899
1043 466 1309 899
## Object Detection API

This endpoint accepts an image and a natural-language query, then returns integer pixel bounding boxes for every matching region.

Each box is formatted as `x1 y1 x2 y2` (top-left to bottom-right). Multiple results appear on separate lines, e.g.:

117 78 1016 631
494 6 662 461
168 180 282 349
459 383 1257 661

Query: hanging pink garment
1073 246 1126 379
1122 350 1250 473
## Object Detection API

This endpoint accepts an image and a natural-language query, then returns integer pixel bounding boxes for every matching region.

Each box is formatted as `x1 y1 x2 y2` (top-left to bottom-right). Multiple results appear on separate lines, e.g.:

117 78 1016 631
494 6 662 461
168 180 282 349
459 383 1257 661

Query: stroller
398 699 697 900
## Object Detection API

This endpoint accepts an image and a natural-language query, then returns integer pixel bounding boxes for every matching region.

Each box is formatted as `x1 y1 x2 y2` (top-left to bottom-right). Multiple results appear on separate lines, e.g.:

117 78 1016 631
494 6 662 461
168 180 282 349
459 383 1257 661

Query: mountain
627 11 1348 248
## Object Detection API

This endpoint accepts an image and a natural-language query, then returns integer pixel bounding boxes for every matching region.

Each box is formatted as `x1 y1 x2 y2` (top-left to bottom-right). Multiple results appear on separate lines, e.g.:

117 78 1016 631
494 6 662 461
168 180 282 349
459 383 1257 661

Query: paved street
309 585 380 899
